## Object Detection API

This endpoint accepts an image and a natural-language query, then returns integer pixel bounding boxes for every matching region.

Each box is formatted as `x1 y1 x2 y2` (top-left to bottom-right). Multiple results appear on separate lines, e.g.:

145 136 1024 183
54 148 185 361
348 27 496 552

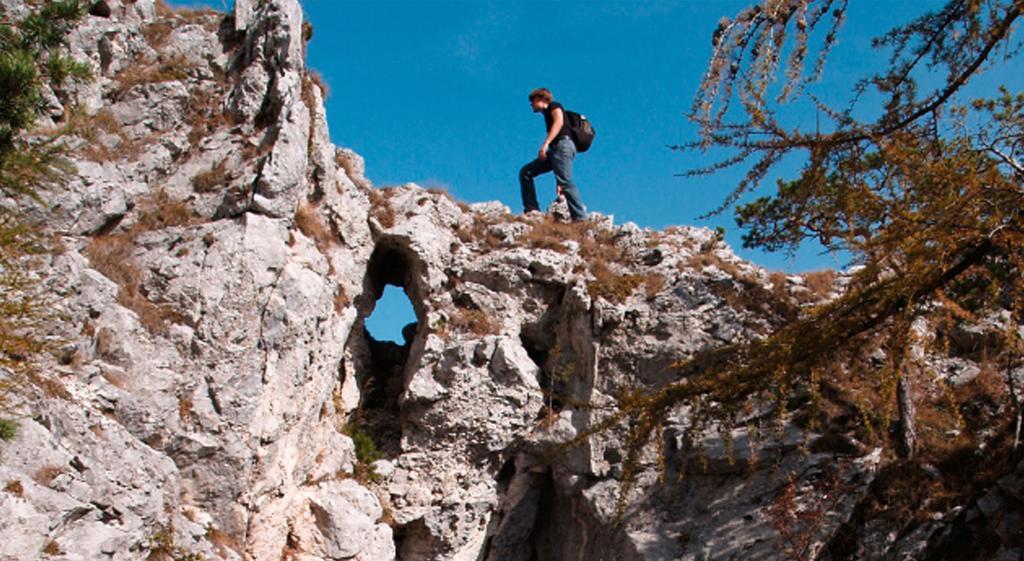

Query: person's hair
528 88 553 103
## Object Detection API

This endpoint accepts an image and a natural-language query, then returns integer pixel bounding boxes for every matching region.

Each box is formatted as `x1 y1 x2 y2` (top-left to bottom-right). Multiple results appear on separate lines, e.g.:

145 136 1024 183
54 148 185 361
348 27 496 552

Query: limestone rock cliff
0 1 1019 560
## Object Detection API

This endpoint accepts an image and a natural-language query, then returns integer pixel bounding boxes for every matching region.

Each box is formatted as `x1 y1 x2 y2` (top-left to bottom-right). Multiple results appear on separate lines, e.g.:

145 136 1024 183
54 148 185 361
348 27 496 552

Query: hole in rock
344 243 424 457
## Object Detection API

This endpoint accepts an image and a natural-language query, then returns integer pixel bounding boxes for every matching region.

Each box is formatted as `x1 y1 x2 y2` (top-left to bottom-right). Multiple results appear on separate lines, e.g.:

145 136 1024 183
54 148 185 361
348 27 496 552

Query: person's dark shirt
543 101 571 144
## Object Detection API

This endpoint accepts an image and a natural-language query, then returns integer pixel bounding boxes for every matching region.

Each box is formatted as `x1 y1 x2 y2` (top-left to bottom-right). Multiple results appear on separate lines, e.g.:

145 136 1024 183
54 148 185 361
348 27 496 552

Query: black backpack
564 110 595 152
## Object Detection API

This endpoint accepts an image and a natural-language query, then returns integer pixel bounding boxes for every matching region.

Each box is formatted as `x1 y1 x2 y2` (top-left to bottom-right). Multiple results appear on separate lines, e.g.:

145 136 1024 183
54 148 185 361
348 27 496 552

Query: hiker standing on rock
519 88 591 222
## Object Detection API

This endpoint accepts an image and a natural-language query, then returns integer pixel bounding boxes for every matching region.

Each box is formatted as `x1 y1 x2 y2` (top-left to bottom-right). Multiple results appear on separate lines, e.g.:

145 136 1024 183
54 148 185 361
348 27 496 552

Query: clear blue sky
171 1 1020 341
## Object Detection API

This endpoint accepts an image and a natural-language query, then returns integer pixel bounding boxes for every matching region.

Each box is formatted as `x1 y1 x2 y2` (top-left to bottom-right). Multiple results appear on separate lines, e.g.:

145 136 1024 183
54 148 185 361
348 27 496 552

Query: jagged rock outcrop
0 1 1019 560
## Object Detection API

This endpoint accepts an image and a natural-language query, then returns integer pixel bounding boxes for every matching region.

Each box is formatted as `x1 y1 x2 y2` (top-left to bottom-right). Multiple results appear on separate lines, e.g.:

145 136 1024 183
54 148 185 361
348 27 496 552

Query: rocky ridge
0 1 1020 560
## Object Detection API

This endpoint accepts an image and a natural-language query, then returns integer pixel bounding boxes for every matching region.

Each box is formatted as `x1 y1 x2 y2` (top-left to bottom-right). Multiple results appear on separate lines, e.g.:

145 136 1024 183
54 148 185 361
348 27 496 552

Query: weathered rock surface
0 1 1019 560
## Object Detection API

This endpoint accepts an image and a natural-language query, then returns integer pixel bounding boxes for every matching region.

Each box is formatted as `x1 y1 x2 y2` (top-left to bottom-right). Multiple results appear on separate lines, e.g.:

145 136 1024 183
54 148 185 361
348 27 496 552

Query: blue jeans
519 137 588 221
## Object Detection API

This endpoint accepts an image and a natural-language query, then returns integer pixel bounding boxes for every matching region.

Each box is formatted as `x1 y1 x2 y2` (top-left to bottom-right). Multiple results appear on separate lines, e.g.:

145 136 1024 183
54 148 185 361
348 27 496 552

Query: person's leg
519 158 552 213
550 139 588 221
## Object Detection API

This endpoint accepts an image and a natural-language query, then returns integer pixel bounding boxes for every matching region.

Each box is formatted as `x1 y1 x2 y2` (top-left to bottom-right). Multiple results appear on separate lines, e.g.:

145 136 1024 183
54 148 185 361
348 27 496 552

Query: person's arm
538 107 564 160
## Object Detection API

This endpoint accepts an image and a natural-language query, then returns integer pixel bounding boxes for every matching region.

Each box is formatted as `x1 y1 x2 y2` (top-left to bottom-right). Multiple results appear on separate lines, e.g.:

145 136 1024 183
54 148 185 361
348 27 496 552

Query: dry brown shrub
849 356 1015 532
424 186 467 208
3 480 23 497
448 308 500 336
524 217 618 257
191 160 229 193
587 259 643 304
294 202 335 253
712 276 798 323
32 465 64 488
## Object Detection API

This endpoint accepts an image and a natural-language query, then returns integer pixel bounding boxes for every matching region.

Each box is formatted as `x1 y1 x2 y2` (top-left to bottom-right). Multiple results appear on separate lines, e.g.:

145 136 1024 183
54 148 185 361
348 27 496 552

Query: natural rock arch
342 237 428 455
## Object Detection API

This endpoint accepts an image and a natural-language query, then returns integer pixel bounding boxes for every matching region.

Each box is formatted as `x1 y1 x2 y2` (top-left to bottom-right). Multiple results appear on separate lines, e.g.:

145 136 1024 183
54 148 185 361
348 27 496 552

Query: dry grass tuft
587 259 644 304
522 219 575 252
141 20 175 50
3 479 23 497
32 465 64 488
367 189 395 228
308 70 329 98
294 202 335 253
241 139 274 163
119 285 182 337
455 215 506 249
184 90 231 147
447 308 501 336
175 6 220 24
178 396 193 421
135 191 196 231
85 192 196 336
101 368 127 389
802 269 838 300
334 287 350 313
300 73 319 116
42 540 61 556
206 527 243 558
191 160 230 193
644 272 667 300
687 250 743 278
85 235 138 292
335 151 371 190
26 371 71 400
110 55 195 100
61 109 155 162
154 0 175 18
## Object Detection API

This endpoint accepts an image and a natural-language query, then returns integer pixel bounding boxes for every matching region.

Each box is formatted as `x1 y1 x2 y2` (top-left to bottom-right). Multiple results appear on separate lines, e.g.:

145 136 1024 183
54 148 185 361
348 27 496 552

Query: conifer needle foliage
594 0 1024 513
